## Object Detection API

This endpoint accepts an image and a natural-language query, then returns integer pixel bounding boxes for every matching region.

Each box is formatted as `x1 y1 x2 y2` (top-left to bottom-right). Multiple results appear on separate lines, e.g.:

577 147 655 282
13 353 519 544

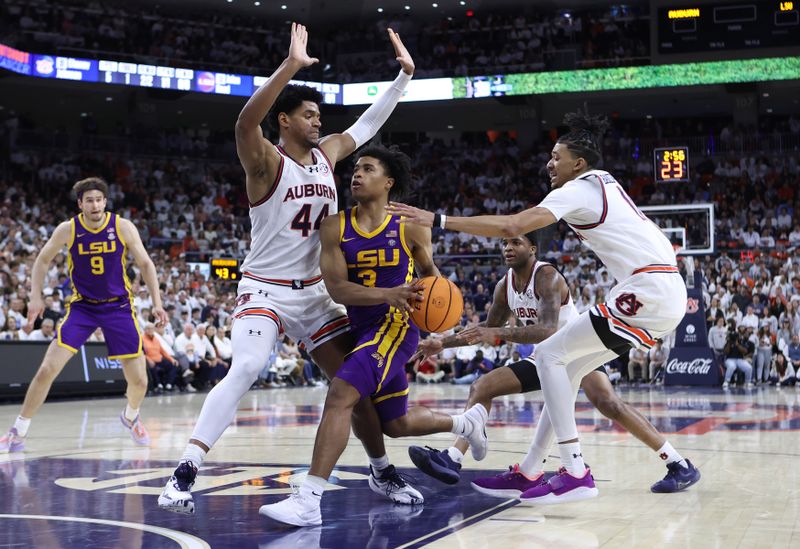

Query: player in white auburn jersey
387 111 699 505
160 23 419 514
407 233 700 499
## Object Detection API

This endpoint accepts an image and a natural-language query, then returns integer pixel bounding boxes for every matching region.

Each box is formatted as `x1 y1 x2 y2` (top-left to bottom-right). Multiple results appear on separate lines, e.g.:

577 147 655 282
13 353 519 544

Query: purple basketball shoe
518 467 598 505
471 464 546 498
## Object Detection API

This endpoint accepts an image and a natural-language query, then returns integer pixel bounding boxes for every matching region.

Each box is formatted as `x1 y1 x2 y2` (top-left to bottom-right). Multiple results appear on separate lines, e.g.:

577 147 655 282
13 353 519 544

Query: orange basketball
410 276 464 333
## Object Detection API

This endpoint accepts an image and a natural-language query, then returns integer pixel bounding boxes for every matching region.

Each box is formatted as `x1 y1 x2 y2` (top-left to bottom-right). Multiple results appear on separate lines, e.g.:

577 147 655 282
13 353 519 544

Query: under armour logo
615 293 644 316
659 452 668 460
248 330 262 336
572 453 582 459
291 280 304 290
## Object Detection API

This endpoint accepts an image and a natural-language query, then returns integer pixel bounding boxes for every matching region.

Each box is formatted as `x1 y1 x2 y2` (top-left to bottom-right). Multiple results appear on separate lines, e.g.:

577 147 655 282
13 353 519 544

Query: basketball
409 276 464 333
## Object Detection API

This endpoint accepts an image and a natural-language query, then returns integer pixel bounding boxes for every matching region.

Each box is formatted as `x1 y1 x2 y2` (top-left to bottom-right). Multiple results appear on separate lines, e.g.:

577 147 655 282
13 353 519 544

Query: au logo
686 298 699 314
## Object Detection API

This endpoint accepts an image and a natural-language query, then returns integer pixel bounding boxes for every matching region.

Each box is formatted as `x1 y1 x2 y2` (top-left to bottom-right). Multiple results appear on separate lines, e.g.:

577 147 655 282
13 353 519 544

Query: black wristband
433 213 441 228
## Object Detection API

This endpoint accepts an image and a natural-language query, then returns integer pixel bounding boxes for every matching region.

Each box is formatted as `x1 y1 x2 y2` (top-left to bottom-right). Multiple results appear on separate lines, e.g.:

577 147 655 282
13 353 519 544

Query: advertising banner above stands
2 43 799 105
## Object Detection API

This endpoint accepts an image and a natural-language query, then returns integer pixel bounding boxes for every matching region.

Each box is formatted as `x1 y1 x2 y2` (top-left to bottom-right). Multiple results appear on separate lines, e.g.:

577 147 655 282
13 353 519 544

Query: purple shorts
57 298 142 359
336 320 419 423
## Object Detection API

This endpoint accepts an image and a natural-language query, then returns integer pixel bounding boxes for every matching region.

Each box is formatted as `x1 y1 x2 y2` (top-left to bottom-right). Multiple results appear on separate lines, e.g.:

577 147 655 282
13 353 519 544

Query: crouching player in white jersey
387 111 701 504
407 233 700 500
160 23 420 514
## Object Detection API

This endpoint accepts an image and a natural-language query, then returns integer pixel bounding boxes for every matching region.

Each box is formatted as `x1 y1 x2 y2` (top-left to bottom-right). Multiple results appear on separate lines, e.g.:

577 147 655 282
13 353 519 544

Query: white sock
657 441 688 468
450 414 467 436
180 443 207 468
300 474 327 503
369 454 391 473
558 441 586 477
124 404 139 422
13 416 31 437
519 445 548 478
446 446 464 464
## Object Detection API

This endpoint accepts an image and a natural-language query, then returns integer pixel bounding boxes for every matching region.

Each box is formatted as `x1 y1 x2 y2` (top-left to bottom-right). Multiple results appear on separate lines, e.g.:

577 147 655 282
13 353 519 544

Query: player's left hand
387 28 414 75
459 325 497 346
153 306 169 328
386 202 434 227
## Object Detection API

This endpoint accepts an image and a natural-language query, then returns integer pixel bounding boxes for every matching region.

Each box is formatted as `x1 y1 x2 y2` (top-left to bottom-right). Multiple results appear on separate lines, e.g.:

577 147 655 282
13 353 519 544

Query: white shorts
233 274 349 353
591 267 686 349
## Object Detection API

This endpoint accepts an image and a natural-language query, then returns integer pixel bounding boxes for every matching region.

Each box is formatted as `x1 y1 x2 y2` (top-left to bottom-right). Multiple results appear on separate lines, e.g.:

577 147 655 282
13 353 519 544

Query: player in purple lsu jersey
0 178 168 452
260 145 489 527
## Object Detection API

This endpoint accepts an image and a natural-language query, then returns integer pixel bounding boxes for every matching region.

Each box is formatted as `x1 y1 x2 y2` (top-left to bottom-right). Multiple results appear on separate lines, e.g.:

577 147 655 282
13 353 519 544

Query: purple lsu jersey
338 207 417 330
68 212 131 302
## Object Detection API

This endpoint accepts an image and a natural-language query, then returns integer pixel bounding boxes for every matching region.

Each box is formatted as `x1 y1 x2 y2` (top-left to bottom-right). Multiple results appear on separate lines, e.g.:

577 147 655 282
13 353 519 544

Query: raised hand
387 28 414 75
385 202 434 227
287 22 319 68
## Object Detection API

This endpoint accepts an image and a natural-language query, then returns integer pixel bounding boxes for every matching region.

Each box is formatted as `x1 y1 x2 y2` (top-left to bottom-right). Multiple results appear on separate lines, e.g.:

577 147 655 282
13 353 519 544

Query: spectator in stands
208 325 232 367
723 325 754 389
754 327 774 384
194 323 226 386
740 306 759 330
706 297 725 329
0 316 22 340
23 318 55 341
769 352 796 387
452 349 493 385
788 334 800 374
648 339 668 383
628 346 649 382
415 356 445 384
142 322 179 392
708 317 728 365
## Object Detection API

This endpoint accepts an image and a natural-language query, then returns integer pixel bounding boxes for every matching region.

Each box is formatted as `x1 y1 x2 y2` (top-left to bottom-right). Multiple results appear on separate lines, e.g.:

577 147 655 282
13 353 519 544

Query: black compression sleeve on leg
508 359 542 393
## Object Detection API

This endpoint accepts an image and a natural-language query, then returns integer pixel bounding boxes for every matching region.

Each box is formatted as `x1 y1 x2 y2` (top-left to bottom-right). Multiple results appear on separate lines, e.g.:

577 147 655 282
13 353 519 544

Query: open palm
288 22 319 68
387 28 414 75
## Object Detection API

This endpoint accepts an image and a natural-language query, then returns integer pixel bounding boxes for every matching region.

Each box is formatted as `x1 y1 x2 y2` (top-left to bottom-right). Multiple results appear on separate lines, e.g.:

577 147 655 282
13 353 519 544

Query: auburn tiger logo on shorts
615 293 643 316
235 293 252 309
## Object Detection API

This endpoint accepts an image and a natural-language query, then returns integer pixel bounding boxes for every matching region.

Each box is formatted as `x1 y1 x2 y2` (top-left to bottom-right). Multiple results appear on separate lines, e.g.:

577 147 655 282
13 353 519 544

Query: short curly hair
267 85 324 132
355 144 413 201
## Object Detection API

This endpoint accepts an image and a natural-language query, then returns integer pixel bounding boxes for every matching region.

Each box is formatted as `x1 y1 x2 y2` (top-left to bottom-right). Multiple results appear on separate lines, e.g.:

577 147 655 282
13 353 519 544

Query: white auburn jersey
505 261 579 329
538 169 677 282
240 145 337 280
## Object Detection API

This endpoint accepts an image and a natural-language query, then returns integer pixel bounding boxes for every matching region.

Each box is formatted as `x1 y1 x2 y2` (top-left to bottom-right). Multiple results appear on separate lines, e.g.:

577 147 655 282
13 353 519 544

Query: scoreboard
658 1 800 53
210 258 240 282
654 147 690 183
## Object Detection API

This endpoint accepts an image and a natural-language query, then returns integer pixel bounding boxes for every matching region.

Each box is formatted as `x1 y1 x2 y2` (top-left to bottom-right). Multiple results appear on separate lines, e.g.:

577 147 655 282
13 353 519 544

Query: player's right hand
411 336 443 362
27 296 44 324
383 280 425 313
387 28 414 75
287 22 319 68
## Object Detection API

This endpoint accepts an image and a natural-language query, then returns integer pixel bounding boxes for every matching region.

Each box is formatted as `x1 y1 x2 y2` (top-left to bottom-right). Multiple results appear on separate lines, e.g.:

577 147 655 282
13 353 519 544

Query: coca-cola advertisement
664 346 720 386
674 287 709 348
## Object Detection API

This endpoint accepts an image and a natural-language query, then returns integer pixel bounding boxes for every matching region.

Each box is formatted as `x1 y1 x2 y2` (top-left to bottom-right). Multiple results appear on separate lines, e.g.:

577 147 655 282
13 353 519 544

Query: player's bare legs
580 371 664 450
120 356 148 412
307 378 363 481
119 355 151 446
18 342 75 419
311 333 388 459
382 369 513 440
1 343 74 453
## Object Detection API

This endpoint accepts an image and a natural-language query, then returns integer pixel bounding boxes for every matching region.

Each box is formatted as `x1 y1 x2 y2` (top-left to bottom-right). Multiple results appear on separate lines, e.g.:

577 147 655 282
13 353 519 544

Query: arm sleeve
344 70 412 148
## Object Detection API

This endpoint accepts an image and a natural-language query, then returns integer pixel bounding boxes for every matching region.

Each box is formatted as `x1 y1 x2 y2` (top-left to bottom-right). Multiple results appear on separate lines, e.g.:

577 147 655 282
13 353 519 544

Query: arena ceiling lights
1 43 798 106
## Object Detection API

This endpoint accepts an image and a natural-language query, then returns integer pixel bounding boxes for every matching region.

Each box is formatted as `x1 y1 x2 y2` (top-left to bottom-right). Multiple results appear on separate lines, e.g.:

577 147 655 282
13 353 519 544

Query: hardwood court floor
1 383 799 548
